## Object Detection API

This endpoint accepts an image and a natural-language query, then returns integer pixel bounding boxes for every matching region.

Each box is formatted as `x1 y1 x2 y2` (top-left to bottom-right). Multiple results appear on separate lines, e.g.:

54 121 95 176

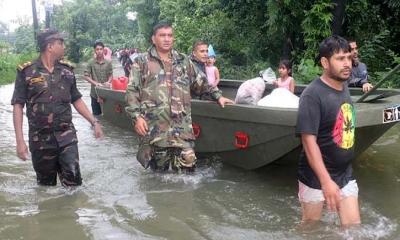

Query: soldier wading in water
125 22 233 173
12 29 103 187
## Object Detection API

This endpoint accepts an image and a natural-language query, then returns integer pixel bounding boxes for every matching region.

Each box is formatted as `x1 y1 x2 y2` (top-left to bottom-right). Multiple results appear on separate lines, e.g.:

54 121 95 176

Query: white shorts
298 180 359 203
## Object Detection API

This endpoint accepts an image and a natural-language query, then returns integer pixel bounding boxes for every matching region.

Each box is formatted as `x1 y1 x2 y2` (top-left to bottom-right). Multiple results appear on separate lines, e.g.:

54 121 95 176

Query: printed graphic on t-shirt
332 103 355 149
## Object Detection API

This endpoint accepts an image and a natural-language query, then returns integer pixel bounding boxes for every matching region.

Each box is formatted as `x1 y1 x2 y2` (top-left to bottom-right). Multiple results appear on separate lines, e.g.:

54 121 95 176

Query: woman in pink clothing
273 59 296 93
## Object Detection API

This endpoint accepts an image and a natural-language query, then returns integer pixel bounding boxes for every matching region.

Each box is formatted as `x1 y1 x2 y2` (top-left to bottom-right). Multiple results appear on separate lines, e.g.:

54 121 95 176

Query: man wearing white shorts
296 36 361 226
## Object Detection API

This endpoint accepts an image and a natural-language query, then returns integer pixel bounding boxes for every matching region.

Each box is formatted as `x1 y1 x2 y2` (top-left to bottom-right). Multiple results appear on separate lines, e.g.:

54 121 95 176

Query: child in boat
273 59 295 93
205 45 220 88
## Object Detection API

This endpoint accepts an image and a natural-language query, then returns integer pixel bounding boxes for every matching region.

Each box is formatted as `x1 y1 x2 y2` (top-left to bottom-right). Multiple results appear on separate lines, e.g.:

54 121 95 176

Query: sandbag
257 88 299 108
235 77 266 105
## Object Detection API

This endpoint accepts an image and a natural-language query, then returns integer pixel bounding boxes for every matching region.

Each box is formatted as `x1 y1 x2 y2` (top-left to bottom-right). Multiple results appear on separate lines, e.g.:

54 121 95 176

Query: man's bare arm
72 99 103 138
13 104 29 160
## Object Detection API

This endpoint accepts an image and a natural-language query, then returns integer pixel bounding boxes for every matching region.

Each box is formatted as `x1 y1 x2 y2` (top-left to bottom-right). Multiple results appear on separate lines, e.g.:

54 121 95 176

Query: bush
293 58 321 84
0 51 38 85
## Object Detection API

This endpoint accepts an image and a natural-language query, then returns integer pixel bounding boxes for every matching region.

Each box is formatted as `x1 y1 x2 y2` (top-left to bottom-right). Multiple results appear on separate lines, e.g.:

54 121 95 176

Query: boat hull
96 80 400 169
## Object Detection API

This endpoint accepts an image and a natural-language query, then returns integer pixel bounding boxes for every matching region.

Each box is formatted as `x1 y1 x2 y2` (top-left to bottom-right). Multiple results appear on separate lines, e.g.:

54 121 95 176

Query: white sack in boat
257 88 299 108
235 77 266 105
260 67 276 84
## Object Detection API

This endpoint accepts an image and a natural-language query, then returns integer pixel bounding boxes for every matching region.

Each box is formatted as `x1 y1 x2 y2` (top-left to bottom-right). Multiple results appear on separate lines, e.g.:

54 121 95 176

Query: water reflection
0 62 399 239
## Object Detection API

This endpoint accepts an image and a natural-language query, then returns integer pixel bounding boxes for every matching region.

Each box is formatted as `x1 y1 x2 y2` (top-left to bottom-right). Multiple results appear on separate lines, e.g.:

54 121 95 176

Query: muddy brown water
1 60 399 239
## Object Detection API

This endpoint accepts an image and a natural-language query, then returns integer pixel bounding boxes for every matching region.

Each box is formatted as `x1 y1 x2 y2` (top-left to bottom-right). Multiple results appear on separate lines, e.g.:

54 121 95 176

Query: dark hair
317 35 351 64
93 41 104 49
278 59 292 76
344 37 356 44
192 40 208 52
37 29 63 52
152 21 172 36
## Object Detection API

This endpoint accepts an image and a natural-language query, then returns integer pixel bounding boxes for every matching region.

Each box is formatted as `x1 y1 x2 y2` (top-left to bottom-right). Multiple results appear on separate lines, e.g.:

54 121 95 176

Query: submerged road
0 59 399 239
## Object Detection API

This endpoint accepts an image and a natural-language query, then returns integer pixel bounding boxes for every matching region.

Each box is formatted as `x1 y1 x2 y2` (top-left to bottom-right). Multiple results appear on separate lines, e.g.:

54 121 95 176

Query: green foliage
52 0 140 62
360 30 396 74
293 59 322 84
0 41 37 85
301 0 334 60
3 0 399 88
13 25 36 54
385 0 400 8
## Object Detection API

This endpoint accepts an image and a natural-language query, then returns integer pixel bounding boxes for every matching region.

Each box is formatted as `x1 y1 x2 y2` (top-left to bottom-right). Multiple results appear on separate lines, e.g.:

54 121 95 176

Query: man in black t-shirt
296 36 360 226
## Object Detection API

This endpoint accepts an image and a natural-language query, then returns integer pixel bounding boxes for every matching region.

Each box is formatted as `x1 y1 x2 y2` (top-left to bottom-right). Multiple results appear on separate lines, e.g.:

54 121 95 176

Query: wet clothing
348 62 368 88
296 78 356 189
91 96 102 116
32 142 81 186
298 180 358 203
148 145 196 172
11 58 83 186
125 46 222 170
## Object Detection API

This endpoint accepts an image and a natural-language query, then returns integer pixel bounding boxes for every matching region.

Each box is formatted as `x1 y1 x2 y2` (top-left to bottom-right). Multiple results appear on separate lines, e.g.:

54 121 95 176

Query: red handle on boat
235 131 249 149
192 123 201 138
114 103 122 113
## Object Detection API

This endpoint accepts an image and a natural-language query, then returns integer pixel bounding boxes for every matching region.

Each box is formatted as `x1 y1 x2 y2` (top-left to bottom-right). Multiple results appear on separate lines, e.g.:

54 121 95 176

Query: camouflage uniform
189 54 213 100
189 54 206 74
11 59 83 186
125 46 222 171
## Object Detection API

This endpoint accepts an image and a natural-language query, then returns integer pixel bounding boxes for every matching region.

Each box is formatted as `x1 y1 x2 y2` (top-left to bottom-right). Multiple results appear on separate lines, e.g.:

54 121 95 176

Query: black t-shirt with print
296 77 355 189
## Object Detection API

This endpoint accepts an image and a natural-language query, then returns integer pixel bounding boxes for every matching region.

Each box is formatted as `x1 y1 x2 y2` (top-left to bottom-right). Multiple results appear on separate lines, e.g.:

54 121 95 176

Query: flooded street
1 62 400 240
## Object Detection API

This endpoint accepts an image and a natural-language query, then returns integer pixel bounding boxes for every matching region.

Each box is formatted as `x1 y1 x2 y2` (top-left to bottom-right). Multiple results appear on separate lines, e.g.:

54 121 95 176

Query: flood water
1 61 399 240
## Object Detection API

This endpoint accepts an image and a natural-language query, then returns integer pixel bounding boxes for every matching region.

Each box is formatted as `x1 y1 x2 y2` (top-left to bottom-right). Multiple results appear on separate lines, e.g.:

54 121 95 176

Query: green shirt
84 58 113 98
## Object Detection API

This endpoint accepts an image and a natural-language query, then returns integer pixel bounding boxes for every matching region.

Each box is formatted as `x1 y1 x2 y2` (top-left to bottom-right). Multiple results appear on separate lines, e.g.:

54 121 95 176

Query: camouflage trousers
31 142 82 186
148 146 197 172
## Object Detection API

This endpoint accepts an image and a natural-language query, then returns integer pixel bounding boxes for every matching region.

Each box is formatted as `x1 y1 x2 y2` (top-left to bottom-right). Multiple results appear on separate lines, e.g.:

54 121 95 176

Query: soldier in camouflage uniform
125 22 233 172
12 29 103 187
190 40 214 100
190 40 208 74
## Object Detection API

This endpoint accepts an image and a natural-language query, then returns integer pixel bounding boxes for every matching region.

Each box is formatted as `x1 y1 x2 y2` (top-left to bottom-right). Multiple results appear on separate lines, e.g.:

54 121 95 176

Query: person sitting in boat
190 40 208 74
205 44 220 88
125 21 234 173
273 59 295 93
347 39 373 93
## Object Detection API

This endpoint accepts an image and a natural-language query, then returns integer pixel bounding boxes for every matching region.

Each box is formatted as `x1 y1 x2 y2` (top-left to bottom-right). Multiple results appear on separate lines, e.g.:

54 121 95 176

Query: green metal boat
96 80 400 170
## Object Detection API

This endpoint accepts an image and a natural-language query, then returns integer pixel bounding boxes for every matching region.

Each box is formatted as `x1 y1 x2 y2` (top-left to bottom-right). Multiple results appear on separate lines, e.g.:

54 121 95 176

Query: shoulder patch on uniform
17 61 33 71
59 59 75 69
